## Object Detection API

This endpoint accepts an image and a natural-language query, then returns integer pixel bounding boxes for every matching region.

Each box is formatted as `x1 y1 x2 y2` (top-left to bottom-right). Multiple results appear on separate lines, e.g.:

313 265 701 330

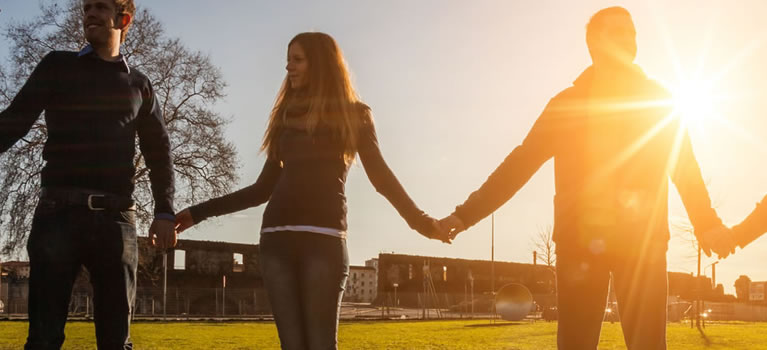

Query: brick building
0 261 30 314
134 237 268 316
374 253 557 309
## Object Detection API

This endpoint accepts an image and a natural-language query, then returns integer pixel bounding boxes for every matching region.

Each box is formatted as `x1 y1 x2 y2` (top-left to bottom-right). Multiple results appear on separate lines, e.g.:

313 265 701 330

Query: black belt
40 187 136 211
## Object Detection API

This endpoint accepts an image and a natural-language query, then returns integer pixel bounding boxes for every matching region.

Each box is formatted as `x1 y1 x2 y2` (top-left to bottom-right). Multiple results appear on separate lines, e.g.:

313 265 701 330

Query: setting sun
670 78 718 126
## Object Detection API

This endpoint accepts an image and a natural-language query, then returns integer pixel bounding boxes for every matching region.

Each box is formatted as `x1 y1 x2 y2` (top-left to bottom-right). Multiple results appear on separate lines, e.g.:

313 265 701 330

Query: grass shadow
697 325 712 347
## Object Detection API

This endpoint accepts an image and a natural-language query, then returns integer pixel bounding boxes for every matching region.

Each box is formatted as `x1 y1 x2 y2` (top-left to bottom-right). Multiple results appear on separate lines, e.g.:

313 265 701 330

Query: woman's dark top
188 101 432 236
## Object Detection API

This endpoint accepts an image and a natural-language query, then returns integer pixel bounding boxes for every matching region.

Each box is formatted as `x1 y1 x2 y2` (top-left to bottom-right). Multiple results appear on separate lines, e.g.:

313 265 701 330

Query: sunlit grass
2 320 767 349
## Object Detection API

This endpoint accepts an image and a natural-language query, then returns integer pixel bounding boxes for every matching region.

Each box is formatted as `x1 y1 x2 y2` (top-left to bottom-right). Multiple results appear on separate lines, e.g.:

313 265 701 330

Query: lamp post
491 213 496 321
0 264 6 314
703 261 719 328
468 270 474 317
163 251 167 319
695 246 701 328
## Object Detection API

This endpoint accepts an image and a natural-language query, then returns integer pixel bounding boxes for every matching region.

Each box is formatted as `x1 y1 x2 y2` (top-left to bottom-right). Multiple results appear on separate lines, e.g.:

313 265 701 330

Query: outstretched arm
357 108 443 242
669 127 732 257
0 52 56 153
177 158 282 232
445 99 562 239
732 194 767 249
137 79 177 249
137 82 175 217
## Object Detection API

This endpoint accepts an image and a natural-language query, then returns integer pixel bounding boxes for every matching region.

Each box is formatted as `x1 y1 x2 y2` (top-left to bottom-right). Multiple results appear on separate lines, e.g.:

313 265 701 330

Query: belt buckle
87 194 106 211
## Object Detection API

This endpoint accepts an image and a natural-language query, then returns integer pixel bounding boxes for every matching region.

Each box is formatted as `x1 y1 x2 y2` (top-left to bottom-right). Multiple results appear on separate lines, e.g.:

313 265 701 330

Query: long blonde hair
262 32 364 163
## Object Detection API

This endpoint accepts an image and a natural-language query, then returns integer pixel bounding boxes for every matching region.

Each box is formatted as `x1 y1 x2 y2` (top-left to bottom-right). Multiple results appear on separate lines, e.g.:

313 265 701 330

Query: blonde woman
175 32 443 349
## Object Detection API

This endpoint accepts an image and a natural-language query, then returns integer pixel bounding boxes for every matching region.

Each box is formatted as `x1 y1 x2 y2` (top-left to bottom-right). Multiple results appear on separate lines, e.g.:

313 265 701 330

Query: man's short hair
114 0 136 43
586 6 632 44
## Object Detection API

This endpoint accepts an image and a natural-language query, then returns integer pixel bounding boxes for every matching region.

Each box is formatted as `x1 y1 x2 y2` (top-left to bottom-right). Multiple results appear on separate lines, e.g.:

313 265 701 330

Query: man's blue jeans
25 197 138 350
259 231 349 350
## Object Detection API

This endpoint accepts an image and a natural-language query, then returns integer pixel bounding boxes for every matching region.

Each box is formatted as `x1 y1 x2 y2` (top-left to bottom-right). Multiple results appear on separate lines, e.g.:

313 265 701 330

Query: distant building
750 281 766 303
375 253 556 309
667 271 729 302
365 258 379 273
344 266 377 303
135 237 268 316
1 238 269 317
2 243 737 318
0 261 30 314
1 261 29 279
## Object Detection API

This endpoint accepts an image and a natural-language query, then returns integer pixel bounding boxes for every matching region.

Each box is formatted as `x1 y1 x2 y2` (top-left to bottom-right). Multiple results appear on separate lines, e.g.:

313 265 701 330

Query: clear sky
1 0 766 295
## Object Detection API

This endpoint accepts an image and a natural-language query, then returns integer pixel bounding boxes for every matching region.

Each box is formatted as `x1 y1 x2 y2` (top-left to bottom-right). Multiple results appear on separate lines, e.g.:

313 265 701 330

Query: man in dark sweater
0 0 175 348
439 7 734 350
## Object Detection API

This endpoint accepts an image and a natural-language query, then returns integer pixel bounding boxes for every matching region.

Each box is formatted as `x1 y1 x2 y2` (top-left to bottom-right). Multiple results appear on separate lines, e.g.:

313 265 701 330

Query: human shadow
697 325 712 347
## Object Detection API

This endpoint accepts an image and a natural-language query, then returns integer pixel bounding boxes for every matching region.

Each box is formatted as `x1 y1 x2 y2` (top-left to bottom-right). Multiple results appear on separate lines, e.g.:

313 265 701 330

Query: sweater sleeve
356 107 433 234
452 98 563 229
136 80 175 215
189 158 282 223
0 52 56 153
668 125 723 236
732 194 767 248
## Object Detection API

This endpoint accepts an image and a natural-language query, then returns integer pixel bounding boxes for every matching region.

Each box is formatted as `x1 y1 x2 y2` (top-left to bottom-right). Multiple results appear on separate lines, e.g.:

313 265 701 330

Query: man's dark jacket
453 65 722 254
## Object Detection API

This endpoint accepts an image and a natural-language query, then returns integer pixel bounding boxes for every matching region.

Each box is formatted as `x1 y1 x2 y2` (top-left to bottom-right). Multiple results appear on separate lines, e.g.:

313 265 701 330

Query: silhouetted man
439 7 733 349
0 0 175 348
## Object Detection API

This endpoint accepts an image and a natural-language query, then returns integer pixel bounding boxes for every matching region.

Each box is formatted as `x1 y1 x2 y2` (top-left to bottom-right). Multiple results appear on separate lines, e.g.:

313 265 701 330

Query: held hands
415 214 465 244
149 208 195 251
698 224 737 259
438 214 466 242
416 216 452 244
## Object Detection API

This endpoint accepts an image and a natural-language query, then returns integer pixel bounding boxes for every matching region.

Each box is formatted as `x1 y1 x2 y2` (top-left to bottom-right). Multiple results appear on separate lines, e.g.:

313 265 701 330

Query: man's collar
78 45 130 74
573 63 645 87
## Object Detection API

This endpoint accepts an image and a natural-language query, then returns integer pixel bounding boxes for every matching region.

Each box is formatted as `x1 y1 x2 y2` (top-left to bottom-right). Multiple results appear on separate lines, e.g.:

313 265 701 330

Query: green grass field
2 320 766 349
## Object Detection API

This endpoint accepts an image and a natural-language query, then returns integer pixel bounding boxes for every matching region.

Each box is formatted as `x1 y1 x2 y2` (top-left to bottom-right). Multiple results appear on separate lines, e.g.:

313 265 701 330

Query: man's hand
149 218 177 250
438 214 466 242
415 216 451 244
698 224 736 259
428 217 452 244
175 208 195 234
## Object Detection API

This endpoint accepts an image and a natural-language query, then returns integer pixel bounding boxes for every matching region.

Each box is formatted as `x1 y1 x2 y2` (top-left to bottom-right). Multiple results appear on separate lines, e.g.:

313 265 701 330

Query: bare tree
137 239 164 286
531 224 556 267
669 181 724 265
0 0 239 257
670 219 703 264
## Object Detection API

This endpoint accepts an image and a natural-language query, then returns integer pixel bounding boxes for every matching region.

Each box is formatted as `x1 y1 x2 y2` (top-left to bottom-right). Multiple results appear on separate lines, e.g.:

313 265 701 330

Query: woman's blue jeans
259 231 349 350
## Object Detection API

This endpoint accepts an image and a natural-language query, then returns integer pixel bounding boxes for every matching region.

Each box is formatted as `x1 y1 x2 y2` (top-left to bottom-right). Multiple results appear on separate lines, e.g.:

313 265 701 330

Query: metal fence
132 287 271 316
4 284 767 322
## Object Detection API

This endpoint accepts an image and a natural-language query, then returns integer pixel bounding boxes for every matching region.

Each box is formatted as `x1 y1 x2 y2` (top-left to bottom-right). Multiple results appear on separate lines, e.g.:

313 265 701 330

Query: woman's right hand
175 208 196 234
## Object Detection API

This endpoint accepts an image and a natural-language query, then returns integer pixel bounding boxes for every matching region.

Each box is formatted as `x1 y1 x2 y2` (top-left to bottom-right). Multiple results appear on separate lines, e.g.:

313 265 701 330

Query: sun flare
670 78 718 127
